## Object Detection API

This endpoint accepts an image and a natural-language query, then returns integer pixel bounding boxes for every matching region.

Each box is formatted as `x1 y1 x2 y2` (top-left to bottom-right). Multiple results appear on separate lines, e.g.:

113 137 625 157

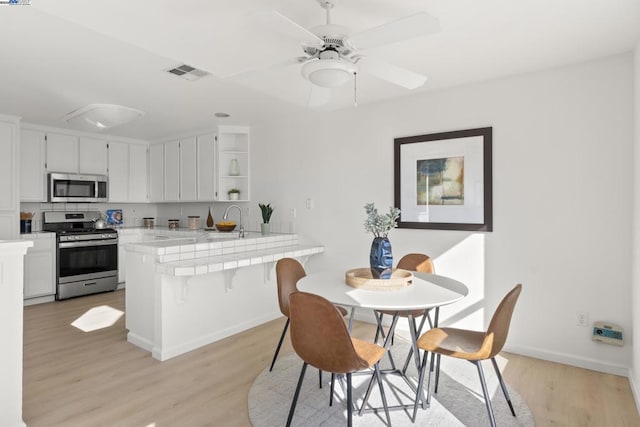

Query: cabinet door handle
83 282 97 287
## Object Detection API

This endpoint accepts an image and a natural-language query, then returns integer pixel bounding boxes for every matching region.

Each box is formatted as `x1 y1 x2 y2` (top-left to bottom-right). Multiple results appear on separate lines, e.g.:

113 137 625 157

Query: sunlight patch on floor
71 305 124 332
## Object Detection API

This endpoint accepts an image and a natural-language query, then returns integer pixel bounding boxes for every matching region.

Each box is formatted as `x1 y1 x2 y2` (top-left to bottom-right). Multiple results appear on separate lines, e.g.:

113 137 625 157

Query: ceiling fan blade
308 83 331 107
346 12 439 50
255 10 325 49
358 57 427 89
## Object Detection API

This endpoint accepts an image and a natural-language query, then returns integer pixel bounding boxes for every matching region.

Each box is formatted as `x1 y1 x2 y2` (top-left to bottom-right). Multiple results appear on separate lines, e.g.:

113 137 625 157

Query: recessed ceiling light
214 112 230 118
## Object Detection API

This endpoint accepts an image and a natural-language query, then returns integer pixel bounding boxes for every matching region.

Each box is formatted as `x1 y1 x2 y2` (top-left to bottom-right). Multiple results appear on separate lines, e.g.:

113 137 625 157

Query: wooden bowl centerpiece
345 268 413 291
215 221 236 232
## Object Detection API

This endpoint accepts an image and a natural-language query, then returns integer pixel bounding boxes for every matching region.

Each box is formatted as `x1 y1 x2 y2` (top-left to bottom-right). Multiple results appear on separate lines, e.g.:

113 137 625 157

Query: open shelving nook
217 125 249 202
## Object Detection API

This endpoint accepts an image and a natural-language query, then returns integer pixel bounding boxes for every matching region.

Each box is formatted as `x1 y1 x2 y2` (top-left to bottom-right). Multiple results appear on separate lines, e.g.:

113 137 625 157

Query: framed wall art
394 127 493 231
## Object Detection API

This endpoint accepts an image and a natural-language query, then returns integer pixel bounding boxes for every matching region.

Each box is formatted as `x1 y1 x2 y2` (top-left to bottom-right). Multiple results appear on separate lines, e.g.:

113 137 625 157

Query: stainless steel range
43 211 118 300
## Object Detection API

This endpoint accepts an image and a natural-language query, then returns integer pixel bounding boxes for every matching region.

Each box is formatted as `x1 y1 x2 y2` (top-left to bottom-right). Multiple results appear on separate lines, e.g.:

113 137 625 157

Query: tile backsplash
21 202 296 233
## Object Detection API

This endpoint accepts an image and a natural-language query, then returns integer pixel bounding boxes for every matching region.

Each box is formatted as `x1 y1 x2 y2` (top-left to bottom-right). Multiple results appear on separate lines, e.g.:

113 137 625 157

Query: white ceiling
0 0 638 140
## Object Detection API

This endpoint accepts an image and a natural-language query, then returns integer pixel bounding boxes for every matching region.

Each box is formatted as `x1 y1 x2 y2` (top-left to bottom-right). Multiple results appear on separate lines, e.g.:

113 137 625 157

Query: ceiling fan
258 0 440 106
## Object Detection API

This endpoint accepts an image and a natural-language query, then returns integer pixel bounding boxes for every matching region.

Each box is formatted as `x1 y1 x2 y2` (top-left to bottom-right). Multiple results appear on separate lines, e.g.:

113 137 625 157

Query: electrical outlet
306 198 314 210
290 208 296 218
577 311 589 327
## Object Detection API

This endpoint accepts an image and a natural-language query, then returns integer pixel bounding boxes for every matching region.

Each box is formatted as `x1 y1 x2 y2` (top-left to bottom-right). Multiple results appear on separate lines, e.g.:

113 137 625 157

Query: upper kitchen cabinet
180 137 197 202
163 140 180 202
196 133 216 201
20 129 47 202
48 133 108 175
0 115 20 240
108 142 148 203
46 132 78 173
149 143 164 202
78 137 108 175
217 126 249 202
151 133 217 202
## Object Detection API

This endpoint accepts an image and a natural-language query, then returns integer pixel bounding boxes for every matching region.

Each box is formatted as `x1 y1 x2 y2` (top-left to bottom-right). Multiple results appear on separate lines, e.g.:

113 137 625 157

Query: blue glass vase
370 237 393 279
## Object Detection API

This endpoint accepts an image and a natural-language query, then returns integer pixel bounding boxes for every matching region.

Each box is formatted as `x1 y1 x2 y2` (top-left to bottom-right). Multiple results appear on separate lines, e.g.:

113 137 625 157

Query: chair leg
269 318 289 372
346 372 353 427
329 373 336 406
412 350 430 421
424 351 435 409
434 353 441 394
474 360 497 427
374 363 391 426
286 362 307 427
491 357 516 416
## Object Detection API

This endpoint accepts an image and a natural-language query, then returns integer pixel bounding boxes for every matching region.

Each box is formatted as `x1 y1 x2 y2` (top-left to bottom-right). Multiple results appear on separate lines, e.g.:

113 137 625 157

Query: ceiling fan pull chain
353 72 358 107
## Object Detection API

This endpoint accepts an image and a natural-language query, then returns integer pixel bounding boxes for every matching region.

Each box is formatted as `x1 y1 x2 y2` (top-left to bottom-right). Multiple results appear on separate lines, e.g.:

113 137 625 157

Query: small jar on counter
168 219 180 230
188 216 200 230
143 217 155 229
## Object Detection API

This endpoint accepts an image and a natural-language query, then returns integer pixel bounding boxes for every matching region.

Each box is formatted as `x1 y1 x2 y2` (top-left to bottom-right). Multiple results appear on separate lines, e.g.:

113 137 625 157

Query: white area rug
249 342 535 426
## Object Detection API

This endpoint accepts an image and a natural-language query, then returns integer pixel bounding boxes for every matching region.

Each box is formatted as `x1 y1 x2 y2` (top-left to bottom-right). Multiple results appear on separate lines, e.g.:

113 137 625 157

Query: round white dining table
297 270 469 312
297 269 469 416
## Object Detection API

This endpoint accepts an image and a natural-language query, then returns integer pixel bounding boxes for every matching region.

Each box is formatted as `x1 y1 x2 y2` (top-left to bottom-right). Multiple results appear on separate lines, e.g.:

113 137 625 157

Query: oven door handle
59 240 118 249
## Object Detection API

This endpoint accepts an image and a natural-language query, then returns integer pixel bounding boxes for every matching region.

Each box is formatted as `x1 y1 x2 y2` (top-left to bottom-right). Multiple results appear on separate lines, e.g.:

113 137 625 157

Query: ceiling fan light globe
301 59 357 88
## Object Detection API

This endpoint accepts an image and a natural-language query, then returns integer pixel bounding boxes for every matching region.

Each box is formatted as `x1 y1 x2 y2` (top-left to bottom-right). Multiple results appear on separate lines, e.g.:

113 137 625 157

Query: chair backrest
275 258 306 317
397 253 435 273
289 291 369 374
484 284 523 358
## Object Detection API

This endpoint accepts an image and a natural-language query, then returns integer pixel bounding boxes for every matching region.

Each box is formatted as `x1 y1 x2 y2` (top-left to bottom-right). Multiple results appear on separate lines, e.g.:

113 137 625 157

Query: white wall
631 42 640 405
250 53 635 375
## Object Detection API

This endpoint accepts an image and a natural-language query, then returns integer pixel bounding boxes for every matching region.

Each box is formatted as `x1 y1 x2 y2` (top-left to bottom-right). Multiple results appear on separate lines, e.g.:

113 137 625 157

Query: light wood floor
23 290 640 426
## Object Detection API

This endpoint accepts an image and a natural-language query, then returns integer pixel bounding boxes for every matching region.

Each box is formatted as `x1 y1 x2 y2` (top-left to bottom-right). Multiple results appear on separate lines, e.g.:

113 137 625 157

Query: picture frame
394 127 493 231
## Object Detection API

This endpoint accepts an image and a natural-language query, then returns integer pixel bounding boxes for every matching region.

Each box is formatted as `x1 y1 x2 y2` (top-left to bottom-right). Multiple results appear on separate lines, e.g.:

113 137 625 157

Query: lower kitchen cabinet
22 233 56 300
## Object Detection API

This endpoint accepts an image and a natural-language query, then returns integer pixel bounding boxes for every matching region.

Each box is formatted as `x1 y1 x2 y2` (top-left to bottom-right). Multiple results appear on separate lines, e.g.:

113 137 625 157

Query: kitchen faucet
223 204 244 238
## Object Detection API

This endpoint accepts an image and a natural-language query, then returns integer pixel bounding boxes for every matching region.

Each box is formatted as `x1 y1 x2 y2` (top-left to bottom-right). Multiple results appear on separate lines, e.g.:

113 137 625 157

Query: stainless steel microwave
48 173 108 203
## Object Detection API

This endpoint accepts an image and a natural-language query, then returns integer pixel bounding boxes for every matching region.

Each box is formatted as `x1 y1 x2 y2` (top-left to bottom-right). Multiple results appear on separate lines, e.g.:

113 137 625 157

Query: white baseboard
502 343 629 377
354 309 633 379
152 311 281 361
628 368 640 416
23 295 55 306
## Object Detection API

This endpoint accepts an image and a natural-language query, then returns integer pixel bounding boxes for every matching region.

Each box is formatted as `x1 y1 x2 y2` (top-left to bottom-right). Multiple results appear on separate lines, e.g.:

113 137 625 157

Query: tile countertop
125 232 324 277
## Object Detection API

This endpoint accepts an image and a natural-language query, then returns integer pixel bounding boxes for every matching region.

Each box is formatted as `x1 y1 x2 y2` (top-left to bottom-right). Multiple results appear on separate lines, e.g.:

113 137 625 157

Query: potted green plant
228 188 240 201
259 203 274 236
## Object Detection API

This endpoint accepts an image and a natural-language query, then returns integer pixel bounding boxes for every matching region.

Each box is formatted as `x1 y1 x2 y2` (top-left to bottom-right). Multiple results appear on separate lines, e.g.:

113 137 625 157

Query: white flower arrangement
364 203 401 238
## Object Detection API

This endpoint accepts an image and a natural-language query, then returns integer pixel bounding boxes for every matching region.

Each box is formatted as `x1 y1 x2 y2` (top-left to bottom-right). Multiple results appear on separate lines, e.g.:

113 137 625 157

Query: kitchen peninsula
124 231 323 361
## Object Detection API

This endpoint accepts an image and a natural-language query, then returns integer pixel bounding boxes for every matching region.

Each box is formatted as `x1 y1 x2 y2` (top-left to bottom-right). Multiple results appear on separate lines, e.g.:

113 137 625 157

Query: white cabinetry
129 144 148 201
0 115 20 239
46 132 79 173
149 144 164 202
108 142 149 203
22 233 56 299
217 126 250 201
20 129 47 202
164 140 180 202
79 136 108 175
197 133 216 200
155 136 209 202
180 136 197 201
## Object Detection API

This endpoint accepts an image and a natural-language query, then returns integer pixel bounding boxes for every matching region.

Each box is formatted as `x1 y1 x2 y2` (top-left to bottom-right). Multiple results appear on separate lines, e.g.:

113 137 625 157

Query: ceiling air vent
166 64 209 81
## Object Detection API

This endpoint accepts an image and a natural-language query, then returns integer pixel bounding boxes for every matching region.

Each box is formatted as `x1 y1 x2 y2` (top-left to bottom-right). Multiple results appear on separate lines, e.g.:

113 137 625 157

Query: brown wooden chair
269 258 347 372
374 253 435 372
286 291 391 427
412 284 523 426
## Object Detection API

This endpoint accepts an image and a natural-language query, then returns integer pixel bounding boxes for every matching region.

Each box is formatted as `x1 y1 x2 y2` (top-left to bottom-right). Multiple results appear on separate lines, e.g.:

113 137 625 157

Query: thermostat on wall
592 322 624 346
